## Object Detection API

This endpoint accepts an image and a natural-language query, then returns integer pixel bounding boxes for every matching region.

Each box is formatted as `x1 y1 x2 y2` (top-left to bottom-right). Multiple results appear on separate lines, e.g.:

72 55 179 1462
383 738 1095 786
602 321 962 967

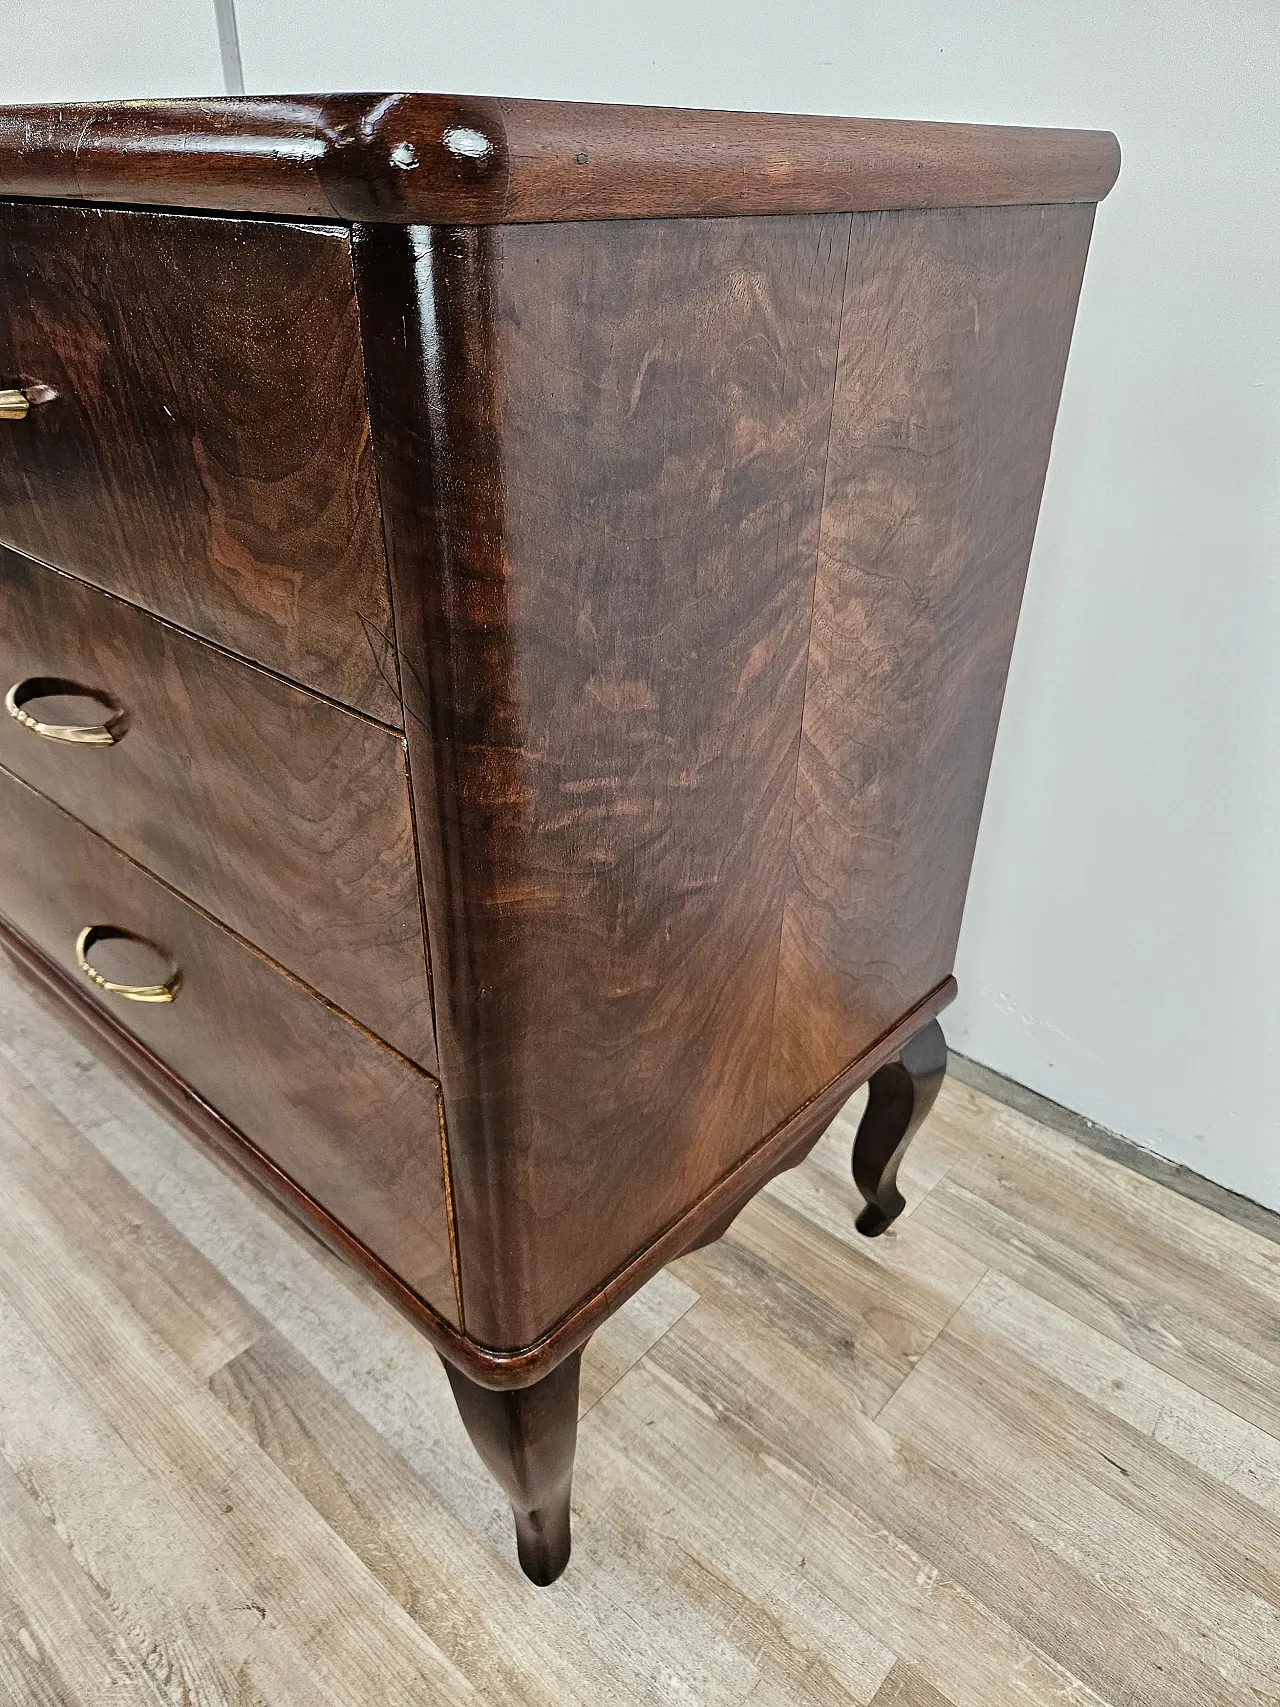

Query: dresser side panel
359 215 849 1349
763 201 1096 1130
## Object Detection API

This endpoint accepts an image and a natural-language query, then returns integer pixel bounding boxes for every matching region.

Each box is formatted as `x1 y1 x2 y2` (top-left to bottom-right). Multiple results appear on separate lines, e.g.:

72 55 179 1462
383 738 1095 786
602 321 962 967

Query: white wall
4 3 1278 1210
0 0 224 101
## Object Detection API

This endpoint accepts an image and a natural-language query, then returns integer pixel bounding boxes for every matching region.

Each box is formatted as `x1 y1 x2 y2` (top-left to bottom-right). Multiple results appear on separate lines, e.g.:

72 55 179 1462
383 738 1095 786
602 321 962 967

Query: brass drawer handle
0 388 30 420
6 677 127 746
75 925 182 1004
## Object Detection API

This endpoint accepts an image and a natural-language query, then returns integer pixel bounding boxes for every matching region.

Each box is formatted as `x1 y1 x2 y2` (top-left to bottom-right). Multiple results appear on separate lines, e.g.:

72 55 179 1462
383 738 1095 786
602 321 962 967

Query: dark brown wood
444 1349 583 1585
678 1129 834 1255
473 977 957 1378
495 99 1120 221
0 763 457 1321
0 99 1115 1575
677 1078 882 1256
0 94 1120 224
356 213 850 1351
680 1200 753 1257
851 1016 948 1236
358 202 1097 1356
0 546 435 1068
0 906 952 1395
763 202 1096 1130
0 910 472 1351
0 198 397 719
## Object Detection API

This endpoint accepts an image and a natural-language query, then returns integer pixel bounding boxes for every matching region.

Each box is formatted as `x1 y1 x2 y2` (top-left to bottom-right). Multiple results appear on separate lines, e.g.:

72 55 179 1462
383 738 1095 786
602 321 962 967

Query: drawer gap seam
0 542 405 735
0 758 437 1081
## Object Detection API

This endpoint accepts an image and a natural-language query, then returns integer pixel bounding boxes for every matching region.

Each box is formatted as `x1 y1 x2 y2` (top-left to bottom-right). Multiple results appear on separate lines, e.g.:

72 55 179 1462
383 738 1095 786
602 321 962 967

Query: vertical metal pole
213 0 246 94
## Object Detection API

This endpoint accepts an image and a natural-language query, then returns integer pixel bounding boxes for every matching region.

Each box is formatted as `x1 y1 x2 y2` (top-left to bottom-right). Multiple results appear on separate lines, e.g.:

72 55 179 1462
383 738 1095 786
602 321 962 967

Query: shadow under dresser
0 92 1118 1582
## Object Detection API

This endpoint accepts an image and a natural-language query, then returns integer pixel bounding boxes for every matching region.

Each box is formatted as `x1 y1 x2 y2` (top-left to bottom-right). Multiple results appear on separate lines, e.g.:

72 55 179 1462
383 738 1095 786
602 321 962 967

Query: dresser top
0 92 1119 225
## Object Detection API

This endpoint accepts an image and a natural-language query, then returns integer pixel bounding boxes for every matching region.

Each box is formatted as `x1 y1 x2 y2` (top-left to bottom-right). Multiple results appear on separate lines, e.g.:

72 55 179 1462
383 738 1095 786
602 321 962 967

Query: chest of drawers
0 92 1117 1583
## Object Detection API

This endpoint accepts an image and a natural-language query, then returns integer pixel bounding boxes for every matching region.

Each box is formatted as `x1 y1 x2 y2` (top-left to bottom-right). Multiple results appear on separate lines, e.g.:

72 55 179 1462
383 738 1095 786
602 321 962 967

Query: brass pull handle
0 387 30 420
6 677 127 746
75 925 181 1004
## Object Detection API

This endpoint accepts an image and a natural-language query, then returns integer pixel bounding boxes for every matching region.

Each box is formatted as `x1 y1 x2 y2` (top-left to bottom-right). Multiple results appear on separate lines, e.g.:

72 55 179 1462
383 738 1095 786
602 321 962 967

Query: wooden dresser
0 93 1118 1583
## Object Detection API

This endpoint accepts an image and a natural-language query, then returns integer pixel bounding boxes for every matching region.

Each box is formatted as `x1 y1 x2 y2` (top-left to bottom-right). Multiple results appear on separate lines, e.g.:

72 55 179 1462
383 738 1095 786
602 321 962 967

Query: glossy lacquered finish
0 94 1120 225
851 1017 949 1237
444 1350 583 1586
0 545 435 1069
0 764 457 1320
356 214 852 1350
0 198 397 720
355 203 1092 1355
761 202 1095 1129
0 92 1115 1582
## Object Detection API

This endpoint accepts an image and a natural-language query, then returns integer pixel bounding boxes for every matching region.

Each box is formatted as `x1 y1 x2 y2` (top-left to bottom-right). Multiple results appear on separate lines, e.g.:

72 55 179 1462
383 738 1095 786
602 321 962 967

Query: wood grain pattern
0 1324 336 1707
871 1291 1280 1701
0 546 434 1067
444 1348 583 1584
494 99 1120 222
4 955 1277 1702
764 203 1096 1130
0 1461 176 1707
0 1176 479 1706
0 764 456 1321
0 199 397 719
357 214 851 1350
208 1328 619 1707
915 1092 1280 1442
868 1668 959 1707
0 100 1126 1593
362 198 1093 1358
0 200 1098 1377
0 874 949 1390
0 1062 260 1383
646 1294 1245 1706
0 94 1120 224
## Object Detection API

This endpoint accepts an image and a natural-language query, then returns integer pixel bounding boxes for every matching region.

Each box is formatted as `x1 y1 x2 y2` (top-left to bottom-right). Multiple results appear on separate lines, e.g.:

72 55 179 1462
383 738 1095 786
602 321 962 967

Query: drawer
0 545 435 1070
0 198 397 722
0 764 457 1321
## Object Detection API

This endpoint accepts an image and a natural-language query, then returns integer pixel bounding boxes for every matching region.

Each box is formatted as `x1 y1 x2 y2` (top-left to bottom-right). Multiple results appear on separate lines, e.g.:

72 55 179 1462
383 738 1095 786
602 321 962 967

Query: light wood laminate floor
0 948 1277 1707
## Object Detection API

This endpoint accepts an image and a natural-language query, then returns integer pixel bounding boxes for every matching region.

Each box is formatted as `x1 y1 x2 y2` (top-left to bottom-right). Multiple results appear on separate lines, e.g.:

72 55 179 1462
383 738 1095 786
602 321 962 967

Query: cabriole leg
444 1348 583 1586
852 1017 947 1237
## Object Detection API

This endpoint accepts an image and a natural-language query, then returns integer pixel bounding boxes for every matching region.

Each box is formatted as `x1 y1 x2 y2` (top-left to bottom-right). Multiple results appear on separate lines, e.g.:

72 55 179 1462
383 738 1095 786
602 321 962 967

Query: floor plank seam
933 1178 1280 1448
4 946 1280 1705
870 1261 994 1423
950 1052 1280 1251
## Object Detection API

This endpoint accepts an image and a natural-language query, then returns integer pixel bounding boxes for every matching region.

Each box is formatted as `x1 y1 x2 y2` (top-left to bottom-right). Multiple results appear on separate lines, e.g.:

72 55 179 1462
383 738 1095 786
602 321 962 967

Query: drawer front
0 764 457 1321
0 545 435 1071
0 199 397 722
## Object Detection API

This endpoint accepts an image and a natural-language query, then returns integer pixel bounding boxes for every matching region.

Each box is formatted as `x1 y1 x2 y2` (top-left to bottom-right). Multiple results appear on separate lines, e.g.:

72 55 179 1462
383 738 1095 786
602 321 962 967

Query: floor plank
956 1268 1280 1519
869 1666 960 1707
209 1327 619 1707
645 1297 1230 1706
674 1186 983 1418
0 1460 175 1707
1 947 1279 1704
578 1266 701 1416
0 1294 352 1707
879 1306 1280 1702
0 1158 479 1707
915 1097 1280 1437
592 1352 1111 1707
0 1063 259 1380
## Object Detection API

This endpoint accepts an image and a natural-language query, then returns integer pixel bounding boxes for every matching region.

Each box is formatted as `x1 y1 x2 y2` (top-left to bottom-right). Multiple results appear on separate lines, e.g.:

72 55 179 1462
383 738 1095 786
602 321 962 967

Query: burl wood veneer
0 93 1118 1583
